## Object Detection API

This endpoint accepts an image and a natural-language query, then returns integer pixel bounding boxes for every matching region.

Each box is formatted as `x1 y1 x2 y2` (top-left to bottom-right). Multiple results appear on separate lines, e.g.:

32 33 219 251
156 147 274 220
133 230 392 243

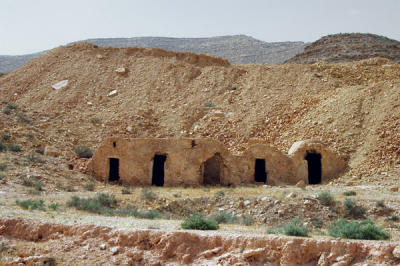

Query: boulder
115 67 127 75
52 80 68 90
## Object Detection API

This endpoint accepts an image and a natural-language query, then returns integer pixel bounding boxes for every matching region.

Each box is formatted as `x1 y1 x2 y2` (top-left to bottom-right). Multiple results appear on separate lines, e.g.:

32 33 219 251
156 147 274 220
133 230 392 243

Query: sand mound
0 43 399 177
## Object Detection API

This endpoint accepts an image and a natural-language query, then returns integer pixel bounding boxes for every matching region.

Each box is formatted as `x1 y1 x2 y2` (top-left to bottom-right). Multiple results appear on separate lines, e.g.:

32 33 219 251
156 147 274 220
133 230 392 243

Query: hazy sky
1 0 399 55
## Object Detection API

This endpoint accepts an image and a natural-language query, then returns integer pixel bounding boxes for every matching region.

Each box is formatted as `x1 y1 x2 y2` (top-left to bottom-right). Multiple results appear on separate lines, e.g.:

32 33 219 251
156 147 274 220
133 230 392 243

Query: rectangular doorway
254 159 267 183
152 154 167 186
109 158 120 182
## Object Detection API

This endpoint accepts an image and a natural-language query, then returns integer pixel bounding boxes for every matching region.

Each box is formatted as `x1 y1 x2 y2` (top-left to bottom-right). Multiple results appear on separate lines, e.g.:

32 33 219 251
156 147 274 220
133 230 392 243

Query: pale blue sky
1 0 399 55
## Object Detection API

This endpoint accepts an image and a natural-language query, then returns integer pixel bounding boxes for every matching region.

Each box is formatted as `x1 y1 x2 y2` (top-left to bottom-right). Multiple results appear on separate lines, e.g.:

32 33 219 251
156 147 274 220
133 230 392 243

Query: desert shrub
135 210 162 219
203 102 215 108
17 113 31 124
209 212 236 224
8 144 21 152
344 198 366 219
282 217 308 237
1 134 10 141
242 215 255 226
0 142 6 152
215 190 225 197
387 215 399 222
267 217 308 237
73 145 93 158
27 153 45 164
21 175 44 191
181 213 219 230
26 132 35 138
343 191 357 196
141 188 157 201
84 181 95 191
16 199 45 210
317 191 335 206
67 193 117 215
0 174 5 180
312 216 324 229
35 147 45 155
7 104 17 110
0 163 7 171
231 84 238 90
173 193 181 198
115 206 162 219
121 187 132 194
3 108 11 115
329 219 389 240
48 203 60 211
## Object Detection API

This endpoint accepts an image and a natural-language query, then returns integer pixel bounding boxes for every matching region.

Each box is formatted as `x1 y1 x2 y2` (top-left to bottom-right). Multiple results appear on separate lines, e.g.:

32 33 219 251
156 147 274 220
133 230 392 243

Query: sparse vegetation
27 153 46 164
0 163 7 171
209 212 236 224
121 187 132 194
84 180 95 191
344 198 366 219
181 213 219 230
8 143 21 152
329 219 389 240
141 188 157 201
215 190 225 197
242 215 255 226
90 117 101 124
16 199 45 210
317 191 335 206
343 191 357 196
0 142 6 152
67 193 117 215
48 203 60 211
1 134 10 141
203 102 215 108
267 217 308 237
312 216 324 229
73 145 93 158
376 200 386 208
387 215 399 222
21 175 44 191
0 174 5 180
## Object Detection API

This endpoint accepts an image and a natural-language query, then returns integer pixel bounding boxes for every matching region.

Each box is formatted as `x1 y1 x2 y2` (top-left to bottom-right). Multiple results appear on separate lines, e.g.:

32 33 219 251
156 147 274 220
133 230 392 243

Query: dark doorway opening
203 153 222 185
109 158 120 182
152 154 167 186
254 159 267 183
305 152 322 184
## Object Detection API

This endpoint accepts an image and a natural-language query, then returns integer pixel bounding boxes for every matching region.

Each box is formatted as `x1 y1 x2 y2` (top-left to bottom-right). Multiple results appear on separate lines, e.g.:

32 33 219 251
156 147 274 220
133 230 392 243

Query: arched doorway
203 153 222 185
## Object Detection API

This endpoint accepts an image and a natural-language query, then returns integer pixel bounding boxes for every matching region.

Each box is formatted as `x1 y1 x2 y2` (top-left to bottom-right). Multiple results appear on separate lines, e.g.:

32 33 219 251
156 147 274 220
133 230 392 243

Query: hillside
286 33 400 64
0 42 399 178
0 35 305 72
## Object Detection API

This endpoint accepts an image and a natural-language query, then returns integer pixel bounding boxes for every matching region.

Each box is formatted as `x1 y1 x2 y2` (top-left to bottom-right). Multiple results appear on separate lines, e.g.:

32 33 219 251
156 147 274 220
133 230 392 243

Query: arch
203 153 222 185
305 152 322 184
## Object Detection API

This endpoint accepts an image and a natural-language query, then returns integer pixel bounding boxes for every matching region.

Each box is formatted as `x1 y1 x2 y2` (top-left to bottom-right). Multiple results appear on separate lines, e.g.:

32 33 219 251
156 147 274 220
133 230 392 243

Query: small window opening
203 153 222 185
254 159 267 183
305 152 322 184
109 158 120 182
113 141 116 148
191 140 196 148
152 154 167 186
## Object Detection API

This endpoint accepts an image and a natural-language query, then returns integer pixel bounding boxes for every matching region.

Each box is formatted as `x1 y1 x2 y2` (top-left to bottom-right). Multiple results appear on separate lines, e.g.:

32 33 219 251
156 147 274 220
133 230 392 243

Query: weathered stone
115 67 127 75
52 80 68 90
107 90 118 97
295 180 306 188
110 246 119 255
99 243 106 250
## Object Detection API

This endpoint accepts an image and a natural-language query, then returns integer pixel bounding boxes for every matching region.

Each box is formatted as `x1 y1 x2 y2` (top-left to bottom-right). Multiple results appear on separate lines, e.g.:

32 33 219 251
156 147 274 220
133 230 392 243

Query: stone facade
90 138 347 186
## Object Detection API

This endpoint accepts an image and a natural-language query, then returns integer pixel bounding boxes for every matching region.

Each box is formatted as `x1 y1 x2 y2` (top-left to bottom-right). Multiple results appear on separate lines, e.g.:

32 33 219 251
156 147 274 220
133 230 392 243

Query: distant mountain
0 35 305 72
285 33 400 64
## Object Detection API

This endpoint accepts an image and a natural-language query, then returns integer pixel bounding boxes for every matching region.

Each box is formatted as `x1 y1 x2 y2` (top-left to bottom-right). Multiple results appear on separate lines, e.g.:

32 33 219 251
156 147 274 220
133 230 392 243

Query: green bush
343 191 357 196
1 134 10 141
84 181 95 191
181 213 219 230
67 193 117 215
48 203 60 211
215 190 225 197
344 198 366 219
329 219 389 240
0 163 7 171
141 188 157 201
7 104 17 110
209 212 236 224
388 215 399 222
0 142 6 152
73 145 93 158
3 108 11 115
16 199 45 210
0 174 5 180
317 191 335 206
267 217 308 237
8 144 21 152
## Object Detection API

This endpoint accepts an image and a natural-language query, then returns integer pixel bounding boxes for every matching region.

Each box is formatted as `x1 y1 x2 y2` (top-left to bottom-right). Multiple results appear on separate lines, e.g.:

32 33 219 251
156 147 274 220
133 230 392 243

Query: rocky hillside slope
0 43 399 177
286 33 400 64
0 35 305 72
